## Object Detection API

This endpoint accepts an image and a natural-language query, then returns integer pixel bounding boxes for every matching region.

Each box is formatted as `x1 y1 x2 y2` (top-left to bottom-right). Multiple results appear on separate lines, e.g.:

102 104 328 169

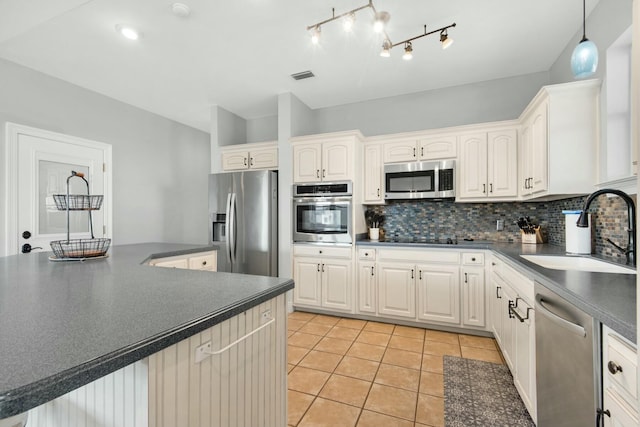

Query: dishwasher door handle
535 294 586 337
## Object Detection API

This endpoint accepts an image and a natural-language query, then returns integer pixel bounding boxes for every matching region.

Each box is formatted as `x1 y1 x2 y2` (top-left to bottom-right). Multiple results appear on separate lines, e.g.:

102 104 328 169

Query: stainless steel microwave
384 160 455 200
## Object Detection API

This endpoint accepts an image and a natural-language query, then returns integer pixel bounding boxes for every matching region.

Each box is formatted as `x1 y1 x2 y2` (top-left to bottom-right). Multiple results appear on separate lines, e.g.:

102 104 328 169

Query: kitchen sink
520 255 636 274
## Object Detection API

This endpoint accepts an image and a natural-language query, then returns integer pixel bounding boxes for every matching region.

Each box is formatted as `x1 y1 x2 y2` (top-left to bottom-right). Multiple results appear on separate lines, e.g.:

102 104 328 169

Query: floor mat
443 355 535 426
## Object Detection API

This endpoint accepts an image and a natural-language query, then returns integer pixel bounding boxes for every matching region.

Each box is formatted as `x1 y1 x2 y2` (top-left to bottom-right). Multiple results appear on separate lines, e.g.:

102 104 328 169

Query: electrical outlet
497 219 504 231
195 341 212 363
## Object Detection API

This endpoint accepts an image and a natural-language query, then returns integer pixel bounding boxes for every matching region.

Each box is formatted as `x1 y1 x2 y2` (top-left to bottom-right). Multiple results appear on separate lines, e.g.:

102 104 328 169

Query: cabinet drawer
293 245 352 259
378 248 459 264
607 334 638 403
358 248 376 260
462 252 484 266
188 252 217 271
151 257 189 269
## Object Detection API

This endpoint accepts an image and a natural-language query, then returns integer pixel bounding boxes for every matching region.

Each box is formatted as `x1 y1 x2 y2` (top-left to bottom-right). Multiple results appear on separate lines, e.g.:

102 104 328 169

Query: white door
321 259 352 311
417 264 460 324
6 123 111 256
378 262 416 318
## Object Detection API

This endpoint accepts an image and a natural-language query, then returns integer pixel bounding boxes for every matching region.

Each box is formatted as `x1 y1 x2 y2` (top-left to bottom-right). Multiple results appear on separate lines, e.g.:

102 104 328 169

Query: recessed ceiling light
115 24 140 41
171 3 191 18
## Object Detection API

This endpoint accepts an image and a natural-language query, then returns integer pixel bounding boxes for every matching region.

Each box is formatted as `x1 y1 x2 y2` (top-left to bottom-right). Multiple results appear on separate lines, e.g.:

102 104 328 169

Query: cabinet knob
608 361 623 375
319 250 323 254
364 252 368 256
471 257 476 261
202 261 207 266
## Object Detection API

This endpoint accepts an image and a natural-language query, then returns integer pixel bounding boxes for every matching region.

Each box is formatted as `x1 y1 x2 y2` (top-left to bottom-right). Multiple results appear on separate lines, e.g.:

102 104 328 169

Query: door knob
21 244 43 254
607 361 623 375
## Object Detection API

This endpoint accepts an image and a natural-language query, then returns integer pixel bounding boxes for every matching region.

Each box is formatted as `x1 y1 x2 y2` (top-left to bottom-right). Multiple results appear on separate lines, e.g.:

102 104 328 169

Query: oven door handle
535 294 586 337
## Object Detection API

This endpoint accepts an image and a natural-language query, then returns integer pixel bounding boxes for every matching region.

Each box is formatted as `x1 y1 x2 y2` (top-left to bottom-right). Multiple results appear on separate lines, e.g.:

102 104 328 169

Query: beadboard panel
28 360 149 427
148 293 287 427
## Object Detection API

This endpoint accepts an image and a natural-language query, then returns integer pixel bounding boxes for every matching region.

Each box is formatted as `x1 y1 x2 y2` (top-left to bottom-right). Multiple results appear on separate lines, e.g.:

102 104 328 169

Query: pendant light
571 0 598 78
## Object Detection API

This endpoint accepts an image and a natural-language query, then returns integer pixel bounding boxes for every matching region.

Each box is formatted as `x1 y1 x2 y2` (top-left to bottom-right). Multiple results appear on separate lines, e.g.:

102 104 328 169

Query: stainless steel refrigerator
208 170 278 276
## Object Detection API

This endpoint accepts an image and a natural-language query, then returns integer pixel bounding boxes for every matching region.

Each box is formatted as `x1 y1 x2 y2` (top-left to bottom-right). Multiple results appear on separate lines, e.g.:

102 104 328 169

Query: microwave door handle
224 193 232 265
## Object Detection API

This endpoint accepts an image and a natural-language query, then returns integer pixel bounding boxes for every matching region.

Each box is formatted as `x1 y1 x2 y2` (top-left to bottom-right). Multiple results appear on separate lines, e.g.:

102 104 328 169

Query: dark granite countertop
357 239 636 342
0 243 294 419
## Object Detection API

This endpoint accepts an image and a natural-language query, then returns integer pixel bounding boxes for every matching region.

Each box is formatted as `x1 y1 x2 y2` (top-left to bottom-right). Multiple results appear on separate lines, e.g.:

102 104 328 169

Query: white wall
0 58 210 253
247 115 278 143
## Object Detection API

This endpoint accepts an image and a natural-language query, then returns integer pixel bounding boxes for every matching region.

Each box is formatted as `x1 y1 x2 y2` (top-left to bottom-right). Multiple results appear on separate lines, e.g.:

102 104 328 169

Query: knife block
521 227 544 244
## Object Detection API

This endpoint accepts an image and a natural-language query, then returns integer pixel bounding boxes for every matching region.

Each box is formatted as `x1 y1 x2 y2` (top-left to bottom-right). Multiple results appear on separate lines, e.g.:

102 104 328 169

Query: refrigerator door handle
229 192 237 265
224 193 232 264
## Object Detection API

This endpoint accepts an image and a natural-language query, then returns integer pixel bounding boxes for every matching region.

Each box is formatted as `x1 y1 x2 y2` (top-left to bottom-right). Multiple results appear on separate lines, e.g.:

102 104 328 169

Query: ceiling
0 0 600 132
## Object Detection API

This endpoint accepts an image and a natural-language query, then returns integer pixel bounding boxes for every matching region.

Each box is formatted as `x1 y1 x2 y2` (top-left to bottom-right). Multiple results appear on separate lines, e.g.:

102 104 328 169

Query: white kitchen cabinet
377 262 416 319
489 272 504 347
458 128 518 200
491 254 536 423
292 244 354 312
602 326 639 427
382 134 457 164
519 79 600 200
321 259 353 311
512 297 535 421
461 266 485 328
149 251 217 272
363 142 383 203
291 132 362 183
221 142 278 171
357 261 377 314
417 264 460 325
293 257 322 307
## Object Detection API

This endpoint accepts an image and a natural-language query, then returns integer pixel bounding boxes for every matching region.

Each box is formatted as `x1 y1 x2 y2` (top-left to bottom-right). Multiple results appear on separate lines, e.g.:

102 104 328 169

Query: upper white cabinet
363 142 383 203
291 131 362 183
458 127 518 201
519 79 600 200
221 141 277 171
382 133 457 164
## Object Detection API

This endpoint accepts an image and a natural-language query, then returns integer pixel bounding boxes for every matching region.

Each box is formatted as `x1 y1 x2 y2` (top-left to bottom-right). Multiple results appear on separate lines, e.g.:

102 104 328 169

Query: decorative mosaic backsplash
366 194 636 264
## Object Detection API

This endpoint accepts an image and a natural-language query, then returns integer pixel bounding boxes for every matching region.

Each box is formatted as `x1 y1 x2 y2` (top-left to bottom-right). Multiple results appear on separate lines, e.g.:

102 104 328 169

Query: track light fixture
440 29 453 49
402 42 413 60
307 0 457 60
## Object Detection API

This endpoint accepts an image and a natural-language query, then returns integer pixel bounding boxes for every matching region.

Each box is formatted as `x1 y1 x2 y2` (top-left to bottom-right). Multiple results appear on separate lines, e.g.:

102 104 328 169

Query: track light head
402 42 413 60
310 26 321 44
440 30 453 49
380 39 392 57
343 13 356 32
373 11 390 33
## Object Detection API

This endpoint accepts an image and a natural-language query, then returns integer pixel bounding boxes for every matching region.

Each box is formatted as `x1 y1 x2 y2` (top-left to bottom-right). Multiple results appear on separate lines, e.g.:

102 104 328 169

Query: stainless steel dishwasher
535 282 601 426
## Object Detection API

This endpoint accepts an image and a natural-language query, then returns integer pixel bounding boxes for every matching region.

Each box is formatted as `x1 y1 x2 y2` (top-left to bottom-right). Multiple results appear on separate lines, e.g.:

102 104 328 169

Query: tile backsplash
366 194 636 263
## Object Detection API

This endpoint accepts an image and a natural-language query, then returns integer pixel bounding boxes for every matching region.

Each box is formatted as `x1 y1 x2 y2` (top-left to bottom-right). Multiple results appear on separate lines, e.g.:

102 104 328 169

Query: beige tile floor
287 312 504 427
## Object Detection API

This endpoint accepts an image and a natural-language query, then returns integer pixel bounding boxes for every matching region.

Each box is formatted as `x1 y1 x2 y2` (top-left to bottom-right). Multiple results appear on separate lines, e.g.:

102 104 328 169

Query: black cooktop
381 236 459 245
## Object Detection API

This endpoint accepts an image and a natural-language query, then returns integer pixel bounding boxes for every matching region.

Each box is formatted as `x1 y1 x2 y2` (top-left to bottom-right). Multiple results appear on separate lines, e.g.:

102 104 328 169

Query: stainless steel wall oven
292 181 353 244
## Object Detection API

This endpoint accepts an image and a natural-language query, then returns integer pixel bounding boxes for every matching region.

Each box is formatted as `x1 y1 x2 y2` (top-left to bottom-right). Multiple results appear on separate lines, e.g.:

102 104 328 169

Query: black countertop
0 243 294 419
357 240 636 343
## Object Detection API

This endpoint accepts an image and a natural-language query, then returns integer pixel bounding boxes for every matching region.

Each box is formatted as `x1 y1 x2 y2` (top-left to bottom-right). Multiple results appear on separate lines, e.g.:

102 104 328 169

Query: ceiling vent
291 70 315 81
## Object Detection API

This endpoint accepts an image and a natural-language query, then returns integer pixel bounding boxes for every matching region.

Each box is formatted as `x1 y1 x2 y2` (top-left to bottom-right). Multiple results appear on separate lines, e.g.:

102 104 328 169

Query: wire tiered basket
49 171 111 261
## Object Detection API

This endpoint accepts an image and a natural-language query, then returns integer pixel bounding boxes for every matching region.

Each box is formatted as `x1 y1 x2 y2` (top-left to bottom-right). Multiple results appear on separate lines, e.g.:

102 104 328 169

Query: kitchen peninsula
0 243 293 426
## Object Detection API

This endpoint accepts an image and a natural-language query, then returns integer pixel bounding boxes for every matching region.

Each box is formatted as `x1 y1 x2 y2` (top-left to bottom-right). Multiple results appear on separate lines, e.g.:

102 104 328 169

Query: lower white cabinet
354 247 486 330
293 245 353 312
461 266 485 327
357 261 377 314
378 262 416 318
149 251 217 272
417 265 460 324
602 326 639 427
489 255 536 423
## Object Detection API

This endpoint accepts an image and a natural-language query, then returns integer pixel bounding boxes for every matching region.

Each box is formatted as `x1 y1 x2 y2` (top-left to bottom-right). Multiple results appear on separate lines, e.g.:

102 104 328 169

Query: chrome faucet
576 189 636 267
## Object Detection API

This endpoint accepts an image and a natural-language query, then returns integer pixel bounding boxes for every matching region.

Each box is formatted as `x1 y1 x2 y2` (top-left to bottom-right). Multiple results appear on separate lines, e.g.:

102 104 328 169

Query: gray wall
312 72 550 137
549 0 633 84
0 58 210 253
247 115 278 143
